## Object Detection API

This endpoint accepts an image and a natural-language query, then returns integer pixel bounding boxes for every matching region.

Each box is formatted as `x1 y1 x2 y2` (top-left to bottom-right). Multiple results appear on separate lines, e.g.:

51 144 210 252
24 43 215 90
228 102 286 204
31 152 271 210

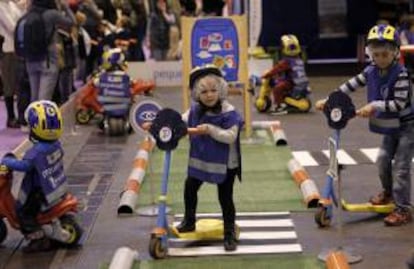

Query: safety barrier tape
251 120 287 146
117 136 155 214
287 158 320 208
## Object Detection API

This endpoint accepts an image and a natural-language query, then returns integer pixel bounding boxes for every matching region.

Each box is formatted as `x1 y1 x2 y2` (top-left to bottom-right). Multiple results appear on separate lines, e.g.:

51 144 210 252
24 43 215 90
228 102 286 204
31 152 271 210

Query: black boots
175 220 195 233
224 230 237 251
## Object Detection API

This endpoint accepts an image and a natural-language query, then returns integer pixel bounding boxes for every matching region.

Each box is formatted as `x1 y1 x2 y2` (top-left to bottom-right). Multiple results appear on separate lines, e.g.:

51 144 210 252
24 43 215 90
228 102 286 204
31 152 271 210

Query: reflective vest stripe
188 157 227 175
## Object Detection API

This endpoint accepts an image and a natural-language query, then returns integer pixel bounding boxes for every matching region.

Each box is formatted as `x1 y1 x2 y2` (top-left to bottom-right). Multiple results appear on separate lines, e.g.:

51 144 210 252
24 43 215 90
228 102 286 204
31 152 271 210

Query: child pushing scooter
316 24 414 227
146 65 243 258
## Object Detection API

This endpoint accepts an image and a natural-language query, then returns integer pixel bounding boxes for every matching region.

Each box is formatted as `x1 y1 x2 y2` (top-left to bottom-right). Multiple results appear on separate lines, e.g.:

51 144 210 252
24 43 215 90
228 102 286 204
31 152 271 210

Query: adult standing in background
0 0 23 128
78 0 103 78
149 0 176 61
195 0 227 16
24 0 76 102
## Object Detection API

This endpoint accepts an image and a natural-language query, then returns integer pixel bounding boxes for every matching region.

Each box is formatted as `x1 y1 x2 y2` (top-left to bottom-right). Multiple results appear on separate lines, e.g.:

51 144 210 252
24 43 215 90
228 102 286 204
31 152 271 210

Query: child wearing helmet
258 34 309 114
1 100 69 252
175 64 244 251
316 24 414 226
92 48 132 134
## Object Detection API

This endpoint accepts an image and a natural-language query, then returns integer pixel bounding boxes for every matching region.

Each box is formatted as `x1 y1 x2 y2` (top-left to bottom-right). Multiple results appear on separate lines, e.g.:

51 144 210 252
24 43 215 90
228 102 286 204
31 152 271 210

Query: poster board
181 15 251 137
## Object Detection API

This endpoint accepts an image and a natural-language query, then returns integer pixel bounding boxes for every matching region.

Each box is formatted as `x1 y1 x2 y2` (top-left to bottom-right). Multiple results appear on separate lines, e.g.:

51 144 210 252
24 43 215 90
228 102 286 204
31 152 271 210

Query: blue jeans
26 60 59 102
377 121 414 209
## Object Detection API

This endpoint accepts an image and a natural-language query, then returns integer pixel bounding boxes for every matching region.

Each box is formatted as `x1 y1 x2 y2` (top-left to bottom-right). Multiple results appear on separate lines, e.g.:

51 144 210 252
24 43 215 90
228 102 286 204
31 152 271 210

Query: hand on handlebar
315 98 327 111
356 104 375 118
142 122 208 135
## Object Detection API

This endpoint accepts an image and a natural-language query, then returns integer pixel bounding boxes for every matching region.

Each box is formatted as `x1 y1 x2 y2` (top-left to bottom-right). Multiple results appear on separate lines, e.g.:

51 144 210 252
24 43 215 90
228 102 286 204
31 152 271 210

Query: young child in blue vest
316 24 414 226
92 48 131 133
1 100 68 252
175 65 244 251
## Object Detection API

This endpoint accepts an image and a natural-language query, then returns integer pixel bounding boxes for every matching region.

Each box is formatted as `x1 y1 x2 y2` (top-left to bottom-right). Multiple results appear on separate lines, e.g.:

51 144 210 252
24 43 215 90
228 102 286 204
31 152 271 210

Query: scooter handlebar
141 122 206 135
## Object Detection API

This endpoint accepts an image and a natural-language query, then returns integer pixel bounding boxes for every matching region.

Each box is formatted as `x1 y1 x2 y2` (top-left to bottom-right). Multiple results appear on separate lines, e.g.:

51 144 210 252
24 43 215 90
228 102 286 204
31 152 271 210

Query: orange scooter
0 165 83 247
75 78 156 125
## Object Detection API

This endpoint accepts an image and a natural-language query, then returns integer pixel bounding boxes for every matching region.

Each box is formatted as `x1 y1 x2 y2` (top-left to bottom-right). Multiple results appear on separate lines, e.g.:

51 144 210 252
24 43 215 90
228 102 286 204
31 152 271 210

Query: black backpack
14 7 52 61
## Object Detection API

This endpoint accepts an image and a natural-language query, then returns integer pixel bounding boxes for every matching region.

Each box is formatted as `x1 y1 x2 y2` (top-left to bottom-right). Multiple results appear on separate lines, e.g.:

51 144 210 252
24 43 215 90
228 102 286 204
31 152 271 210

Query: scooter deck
341 199 395 213
171 219 225 240
171 219 241 240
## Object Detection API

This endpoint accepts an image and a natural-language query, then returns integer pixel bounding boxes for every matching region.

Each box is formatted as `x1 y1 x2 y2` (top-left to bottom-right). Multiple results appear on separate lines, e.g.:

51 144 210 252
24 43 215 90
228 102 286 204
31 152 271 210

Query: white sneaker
270 104 288 115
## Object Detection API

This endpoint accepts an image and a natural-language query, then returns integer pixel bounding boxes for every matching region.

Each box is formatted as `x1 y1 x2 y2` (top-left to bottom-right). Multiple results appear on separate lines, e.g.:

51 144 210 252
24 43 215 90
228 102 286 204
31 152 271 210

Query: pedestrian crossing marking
292 151 319 166
322 149 357 165
174 211 290 218
168 212 302 257
173 219 294 228
291 147 414 167
170 231 298 242
360 148 379 163
168 244 303 256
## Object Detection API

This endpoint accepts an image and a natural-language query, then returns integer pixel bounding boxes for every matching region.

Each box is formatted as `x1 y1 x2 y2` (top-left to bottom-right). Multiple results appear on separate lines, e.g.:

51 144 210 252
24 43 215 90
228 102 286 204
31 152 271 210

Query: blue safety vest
285 57 309 97
97 72 131 117
365 63 413 134
187 104 243 184
19 141 67 208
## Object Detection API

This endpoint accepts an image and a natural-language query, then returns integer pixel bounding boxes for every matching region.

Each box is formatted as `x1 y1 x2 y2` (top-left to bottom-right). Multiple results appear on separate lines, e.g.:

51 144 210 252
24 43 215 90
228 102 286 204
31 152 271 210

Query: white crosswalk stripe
293 147 414 167
168 212 302 257
322 149 357 165
360 148 380 163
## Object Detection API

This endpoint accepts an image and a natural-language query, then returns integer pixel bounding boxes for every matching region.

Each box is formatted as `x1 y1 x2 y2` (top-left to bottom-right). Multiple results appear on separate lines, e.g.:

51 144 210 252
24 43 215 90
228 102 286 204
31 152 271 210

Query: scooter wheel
108 118 126 136
60 215 83 245
0 219 7 244
149 236 167 259
314 206 331 228
76 109 93 124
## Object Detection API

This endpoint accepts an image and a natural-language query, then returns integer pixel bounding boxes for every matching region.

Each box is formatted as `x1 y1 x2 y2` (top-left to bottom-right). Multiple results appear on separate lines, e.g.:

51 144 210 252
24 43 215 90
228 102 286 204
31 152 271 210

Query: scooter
146 109 239 259
249 74 312 113
0 165 83 247
75 78 156 126
314 91 395 228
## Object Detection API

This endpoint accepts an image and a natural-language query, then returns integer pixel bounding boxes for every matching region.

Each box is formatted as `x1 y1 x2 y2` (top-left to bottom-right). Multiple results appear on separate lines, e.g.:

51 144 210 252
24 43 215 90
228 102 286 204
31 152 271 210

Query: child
1 100 68 252
257 34 309 114
175 65 244 251
92 48 131 133
316 24 414 226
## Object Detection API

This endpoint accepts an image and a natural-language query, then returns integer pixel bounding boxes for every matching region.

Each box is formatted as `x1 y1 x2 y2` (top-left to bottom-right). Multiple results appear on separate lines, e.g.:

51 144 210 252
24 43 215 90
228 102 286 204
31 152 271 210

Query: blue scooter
314 91 394 228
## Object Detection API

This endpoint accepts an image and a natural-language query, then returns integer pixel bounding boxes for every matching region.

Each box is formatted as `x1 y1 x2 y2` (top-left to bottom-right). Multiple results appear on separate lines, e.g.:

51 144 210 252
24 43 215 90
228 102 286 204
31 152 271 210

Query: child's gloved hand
315 98 327 111
356 104 375 118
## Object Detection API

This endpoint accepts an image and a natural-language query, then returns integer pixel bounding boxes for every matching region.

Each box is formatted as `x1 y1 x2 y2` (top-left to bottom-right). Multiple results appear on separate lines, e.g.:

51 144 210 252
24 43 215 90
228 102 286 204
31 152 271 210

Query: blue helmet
24 100 63 141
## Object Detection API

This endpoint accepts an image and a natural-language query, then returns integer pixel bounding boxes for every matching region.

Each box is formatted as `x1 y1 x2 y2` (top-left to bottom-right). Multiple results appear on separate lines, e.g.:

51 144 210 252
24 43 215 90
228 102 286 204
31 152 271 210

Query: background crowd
0 0 236 130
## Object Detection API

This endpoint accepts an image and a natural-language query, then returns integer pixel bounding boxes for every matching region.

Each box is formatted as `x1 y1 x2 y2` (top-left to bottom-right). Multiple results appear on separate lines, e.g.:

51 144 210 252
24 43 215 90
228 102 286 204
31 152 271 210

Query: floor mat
138 131 305 213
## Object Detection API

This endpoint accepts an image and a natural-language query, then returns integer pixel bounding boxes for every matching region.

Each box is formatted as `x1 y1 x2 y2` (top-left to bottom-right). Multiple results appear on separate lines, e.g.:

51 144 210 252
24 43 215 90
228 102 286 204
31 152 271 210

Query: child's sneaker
175 221 195 233
369 191 393 205
384 208 412 226
270 104 288 115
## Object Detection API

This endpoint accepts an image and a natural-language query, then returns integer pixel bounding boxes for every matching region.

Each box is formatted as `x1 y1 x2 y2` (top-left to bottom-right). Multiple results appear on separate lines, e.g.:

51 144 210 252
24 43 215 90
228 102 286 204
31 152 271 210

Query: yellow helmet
281 34 301 56
100 48 127 71
367 24 400 46
24 100 63 141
